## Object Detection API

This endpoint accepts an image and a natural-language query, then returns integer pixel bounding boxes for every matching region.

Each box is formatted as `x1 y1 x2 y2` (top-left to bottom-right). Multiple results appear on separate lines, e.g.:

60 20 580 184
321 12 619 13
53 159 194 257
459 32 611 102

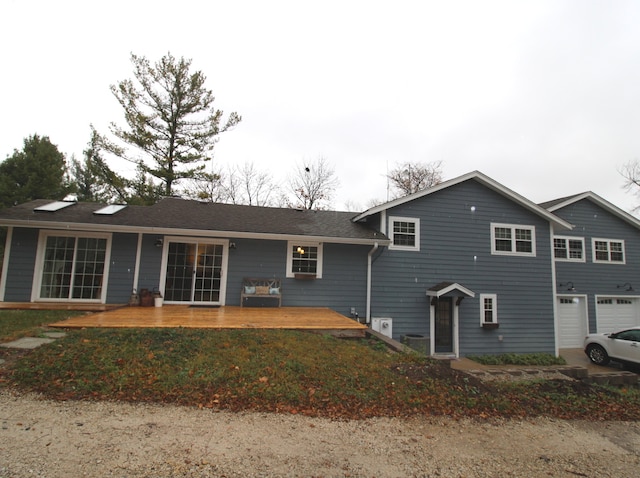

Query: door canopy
426 282 475 305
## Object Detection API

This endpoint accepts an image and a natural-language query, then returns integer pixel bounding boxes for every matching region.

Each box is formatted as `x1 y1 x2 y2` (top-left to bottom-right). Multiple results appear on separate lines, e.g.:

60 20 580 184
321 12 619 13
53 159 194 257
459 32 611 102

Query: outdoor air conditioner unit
371 317 393 339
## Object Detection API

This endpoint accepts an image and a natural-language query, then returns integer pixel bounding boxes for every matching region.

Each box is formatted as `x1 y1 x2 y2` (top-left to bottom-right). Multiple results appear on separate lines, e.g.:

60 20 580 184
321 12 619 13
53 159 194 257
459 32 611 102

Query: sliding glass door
37 233 109 302
163 240 227 305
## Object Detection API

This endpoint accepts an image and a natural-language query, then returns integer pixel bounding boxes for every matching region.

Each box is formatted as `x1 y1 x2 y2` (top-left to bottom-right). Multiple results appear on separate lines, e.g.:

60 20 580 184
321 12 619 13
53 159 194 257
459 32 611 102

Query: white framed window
286 241 323 278
480 294 498 325
491 223 536 256
33 231 112 302
592 238 625 264
389 217 420 251
553 236 585 262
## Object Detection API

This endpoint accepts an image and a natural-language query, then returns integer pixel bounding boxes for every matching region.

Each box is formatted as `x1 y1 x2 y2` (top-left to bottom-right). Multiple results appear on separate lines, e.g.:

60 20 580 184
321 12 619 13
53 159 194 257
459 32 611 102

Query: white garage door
596 297 639 333
557 296 588 348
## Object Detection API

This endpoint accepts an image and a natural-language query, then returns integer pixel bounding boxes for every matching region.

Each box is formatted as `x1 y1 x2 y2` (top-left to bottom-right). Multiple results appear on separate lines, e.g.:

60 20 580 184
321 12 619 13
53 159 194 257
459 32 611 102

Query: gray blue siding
552 199 640 333
225 238 369 317
370 180 556 356
3 227 38 301
105 233 139 303
136 234 164 294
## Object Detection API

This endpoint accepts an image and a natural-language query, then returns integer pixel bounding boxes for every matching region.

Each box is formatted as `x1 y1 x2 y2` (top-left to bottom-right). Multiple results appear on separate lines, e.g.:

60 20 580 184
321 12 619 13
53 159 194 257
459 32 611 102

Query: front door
163 240 227 305
434 297 453 353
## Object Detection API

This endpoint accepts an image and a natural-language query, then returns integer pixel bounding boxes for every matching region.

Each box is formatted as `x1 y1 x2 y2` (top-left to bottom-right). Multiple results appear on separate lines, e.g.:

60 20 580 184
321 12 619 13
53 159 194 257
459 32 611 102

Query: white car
584 326 640 367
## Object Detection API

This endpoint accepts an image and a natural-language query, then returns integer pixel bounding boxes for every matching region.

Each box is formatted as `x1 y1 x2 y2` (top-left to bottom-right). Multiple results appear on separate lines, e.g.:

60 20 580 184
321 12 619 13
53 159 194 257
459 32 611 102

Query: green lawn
0 309 85 341
2 312 639 420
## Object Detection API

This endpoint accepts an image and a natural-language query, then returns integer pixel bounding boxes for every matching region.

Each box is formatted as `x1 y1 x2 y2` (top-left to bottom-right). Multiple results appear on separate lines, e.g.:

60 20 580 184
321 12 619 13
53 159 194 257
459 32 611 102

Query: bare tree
182 162 278 206
181 170 226 203
221 162 277 206
387 160 443 198
621 160 640 211
288 157 339 210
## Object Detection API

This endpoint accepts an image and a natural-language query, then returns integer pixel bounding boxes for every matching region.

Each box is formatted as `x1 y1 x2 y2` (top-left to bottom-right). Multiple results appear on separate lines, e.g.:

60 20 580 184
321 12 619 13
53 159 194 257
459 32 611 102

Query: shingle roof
0 198 388 244
540 192 640 231
538 193 585 210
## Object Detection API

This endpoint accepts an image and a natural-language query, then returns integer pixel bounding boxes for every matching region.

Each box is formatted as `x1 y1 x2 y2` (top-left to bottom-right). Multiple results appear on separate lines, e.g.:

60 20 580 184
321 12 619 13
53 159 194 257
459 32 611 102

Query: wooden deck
0 302 120 311
47 305 367 336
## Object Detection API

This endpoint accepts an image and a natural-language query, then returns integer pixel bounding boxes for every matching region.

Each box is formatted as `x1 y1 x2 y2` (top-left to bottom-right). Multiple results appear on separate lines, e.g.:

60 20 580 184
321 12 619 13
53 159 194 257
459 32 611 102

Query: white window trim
286 241 323 278
31 230 113 303
553 236 586 263
388 216 420 251
592 238 626 264
490 223 536 257
480 293 498 325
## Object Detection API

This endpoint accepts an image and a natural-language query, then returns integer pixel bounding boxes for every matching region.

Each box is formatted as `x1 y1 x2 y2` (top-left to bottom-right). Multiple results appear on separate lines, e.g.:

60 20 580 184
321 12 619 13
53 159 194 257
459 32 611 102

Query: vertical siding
3 228 38 302
370 179 556 355
552 200 640 333
105 233 138 303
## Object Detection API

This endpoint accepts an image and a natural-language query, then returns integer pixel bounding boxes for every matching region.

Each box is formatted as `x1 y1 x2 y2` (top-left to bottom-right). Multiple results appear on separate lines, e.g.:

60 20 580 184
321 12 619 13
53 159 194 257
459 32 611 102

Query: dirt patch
1 390 639 477
392 360 491 391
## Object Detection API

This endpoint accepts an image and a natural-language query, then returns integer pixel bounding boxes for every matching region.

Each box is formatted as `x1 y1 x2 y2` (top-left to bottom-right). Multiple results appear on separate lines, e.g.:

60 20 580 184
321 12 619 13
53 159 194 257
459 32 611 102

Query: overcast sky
2 0 639 213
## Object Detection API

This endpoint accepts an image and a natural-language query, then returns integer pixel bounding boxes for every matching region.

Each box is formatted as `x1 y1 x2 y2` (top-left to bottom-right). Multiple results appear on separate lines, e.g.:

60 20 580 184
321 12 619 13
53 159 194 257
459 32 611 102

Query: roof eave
0 219 390 246
353 171 574 231
546 192 640 231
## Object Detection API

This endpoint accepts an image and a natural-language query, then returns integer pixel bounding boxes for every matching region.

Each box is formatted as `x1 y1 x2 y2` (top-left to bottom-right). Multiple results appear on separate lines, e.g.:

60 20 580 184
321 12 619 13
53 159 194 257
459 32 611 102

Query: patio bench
241 278 282 307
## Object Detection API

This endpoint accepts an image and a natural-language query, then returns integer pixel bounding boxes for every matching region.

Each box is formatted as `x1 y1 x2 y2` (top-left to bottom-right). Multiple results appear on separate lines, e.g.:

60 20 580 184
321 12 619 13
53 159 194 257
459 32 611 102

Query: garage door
557 296 588 348
596 297 639 333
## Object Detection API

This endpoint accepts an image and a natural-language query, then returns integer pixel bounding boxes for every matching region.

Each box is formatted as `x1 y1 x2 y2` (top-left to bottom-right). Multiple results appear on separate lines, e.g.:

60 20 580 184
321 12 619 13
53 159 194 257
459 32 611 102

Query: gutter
0 219 389 247
366 242 379 324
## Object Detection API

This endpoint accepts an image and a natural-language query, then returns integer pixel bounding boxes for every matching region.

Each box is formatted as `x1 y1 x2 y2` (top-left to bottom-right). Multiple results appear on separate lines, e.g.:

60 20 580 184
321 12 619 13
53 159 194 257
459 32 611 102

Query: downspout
133 233 143 293
550 224 560 358
366 242 379 324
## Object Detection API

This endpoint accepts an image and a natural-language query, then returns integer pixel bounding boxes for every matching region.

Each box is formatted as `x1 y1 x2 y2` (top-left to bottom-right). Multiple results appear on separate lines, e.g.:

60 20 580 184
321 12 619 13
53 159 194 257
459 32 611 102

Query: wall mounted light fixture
155 238 163 248
617 282 634 292
559 282 576 292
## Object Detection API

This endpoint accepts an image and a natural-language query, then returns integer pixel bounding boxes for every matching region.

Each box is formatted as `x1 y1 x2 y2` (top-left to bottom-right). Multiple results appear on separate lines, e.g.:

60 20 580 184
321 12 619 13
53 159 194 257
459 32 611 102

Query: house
353 171 572 357
541 192 640 346
0 198 387 320
10 171 637 359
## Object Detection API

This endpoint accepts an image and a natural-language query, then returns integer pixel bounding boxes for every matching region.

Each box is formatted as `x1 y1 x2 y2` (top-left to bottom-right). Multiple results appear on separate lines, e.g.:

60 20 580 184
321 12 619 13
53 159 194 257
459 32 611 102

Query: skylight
93 204 127 215
34 201 76 212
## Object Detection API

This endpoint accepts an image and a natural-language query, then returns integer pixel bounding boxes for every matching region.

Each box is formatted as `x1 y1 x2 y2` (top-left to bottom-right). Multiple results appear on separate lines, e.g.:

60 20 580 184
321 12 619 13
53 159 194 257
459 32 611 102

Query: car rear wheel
586 344 610 365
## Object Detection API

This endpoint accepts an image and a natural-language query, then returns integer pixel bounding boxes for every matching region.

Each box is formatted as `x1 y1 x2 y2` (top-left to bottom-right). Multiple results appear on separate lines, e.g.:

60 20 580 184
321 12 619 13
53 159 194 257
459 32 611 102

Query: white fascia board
0 219 390 246
547 192 640 231
544 193 591 212
426 282 476 298
353 170 574 231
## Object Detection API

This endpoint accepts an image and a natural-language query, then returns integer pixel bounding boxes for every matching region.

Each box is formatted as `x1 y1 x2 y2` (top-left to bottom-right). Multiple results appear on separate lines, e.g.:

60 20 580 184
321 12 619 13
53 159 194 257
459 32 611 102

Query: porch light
155 238 163 248
559 282 576 292
617 282 633 292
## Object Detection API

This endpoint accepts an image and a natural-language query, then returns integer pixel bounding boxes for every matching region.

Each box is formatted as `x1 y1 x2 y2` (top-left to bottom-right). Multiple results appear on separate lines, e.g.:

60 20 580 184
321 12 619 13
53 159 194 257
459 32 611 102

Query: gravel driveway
1 390 639 477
